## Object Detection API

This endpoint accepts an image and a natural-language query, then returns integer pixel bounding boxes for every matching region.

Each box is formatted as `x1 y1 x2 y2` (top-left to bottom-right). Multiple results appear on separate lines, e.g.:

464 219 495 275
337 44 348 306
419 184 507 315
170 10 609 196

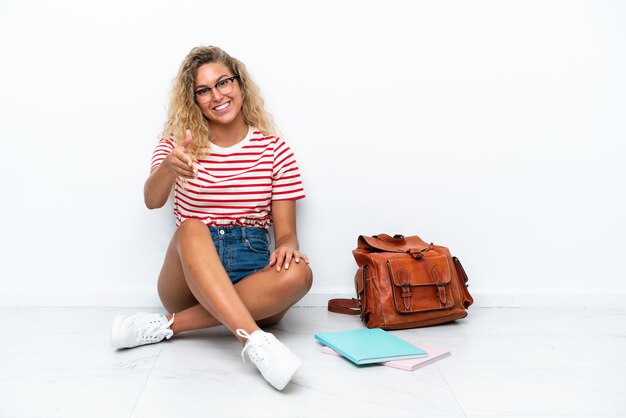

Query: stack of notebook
314 328 450 371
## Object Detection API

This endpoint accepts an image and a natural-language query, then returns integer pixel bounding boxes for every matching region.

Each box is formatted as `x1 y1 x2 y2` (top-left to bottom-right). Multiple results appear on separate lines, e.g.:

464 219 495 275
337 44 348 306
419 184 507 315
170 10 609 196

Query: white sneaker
237 329 302 391
110 312 174 349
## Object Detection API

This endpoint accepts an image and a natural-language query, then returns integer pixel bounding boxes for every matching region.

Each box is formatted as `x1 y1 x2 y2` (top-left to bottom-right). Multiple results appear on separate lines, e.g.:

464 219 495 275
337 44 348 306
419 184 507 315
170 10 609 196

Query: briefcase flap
358 234 430 254
386 254 454 311
386 254 452 287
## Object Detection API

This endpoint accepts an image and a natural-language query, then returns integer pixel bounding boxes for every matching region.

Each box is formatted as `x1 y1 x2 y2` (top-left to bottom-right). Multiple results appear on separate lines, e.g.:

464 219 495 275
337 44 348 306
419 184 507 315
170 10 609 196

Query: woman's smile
212 101 231 113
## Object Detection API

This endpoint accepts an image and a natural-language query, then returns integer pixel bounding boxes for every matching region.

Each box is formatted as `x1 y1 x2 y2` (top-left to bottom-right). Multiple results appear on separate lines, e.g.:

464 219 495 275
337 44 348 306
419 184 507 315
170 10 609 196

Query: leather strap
327 298 361 315
373 234 406 244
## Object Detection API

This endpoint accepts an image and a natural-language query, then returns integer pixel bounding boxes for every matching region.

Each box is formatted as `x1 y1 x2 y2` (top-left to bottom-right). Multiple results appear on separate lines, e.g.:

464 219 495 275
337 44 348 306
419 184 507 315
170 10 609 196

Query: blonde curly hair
163 46 276 160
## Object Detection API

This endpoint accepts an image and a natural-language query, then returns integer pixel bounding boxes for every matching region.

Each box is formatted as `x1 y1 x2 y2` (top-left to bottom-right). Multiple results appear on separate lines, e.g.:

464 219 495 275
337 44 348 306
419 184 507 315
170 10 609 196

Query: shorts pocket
244 238 270 255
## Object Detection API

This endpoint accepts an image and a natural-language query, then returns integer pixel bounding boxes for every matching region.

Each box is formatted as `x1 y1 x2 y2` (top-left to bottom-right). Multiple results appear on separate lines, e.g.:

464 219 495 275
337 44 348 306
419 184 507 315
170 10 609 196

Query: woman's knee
280 262 313 297
176 218 207 236
175 219 213 250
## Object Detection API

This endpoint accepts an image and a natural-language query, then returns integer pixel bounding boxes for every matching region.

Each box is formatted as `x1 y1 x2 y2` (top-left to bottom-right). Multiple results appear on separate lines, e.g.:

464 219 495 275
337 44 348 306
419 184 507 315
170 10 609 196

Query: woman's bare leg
164 263 312 335
159 219 259 343
157 219 313 338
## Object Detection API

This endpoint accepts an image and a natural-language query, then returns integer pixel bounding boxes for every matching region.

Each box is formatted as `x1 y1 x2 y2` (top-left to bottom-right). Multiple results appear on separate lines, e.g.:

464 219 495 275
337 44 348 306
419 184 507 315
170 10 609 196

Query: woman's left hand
269 246 310 272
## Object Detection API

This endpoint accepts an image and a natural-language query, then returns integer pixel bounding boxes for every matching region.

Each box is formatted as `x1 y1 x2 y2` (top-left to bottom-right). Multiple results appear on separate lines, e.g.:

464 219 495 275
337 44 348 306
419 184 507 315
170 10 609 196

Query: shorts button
219 229 225 235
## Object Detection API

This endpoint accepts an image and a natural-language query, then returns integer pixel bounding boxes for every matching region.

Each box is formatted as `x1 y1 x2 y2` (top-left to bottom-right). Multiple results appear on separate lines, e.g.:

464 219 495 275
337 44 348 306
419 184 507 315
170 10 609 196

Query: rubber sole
265 353 303 390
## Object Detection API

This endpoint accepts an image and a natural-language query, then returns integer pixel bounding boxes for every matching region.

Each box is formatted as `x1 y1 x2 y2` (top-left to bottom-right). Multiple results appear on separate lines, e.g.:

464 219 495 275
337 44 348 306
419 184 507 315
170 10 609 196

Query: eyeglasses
194 75 239 103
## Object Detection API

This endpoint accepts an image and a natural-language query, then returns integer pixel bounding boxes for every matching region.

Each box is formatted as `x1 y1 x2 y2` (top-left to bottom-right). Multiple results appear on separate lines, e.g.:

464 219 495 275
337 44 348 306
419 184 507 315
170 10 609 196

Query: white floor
1 306 625 418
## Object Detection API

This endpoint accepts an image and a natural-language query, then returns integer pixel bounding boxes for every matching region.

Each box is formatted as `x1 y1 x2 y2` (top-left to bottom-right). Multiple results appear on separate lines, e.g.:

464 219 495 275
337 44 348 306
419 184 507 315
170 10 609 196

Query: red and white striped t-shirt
150 127 305 228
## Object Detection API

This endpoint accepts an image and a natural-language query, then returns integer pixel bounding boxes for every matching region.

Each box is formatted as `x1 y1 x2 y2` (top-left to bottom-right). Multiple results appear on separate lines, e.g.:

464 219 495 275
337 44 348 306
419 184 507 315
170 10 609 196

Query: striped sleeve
150 136 175 172
271 137 305 200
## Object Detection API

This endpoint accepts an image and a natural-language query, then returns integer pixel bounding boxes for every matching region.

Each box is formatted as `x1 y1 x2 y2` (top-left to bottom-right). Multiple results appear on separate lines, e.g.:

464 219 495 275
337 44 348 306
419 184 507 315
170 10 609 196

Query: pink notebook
321 345 450 371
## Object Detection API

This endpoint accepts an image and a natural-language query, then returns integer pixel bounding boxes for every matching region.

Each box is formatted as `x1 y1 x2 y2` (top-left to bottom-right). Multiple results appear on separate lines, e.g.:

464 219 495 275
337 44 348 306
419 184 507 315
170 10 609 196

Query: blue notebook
314 328 427 365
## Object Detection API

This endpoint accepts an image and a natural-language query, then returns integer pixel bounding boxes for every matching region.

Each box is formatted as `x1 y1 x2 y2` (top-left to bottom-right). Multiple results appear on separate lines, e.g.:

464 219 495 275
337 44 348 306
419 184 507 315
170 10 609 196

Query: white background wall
1 0 624 307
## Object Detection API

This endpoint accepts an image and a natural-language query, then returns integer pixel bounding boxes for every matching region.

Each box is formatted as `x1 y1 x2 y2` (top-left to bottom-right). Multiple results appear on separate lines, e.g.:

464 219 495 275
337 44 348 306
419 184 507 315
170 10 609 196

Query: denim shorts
209 226 271 284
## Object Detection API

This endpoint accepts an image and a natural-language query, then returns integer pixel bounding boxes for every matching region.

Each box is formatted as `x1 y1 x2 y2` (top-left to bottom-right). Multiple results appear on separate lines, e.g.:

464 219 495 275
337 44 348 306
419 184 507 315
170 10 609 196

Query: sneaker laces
237 329 273 365
139 313 175 343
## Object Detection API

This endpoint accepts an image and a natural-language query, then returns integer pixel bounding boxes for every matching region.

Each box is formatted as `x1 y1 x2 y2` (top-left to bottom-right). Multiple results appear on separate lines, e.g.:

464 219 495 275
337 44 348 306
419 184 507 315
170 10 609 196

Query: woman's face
194 62 244 126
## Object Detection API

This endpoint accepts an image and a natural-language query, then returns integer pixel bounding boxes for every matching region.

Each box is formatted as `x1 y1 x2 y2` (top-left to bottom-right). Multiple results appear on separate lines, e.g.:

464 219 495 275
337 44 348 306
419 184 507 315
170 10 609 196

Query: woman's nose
211 88 224 101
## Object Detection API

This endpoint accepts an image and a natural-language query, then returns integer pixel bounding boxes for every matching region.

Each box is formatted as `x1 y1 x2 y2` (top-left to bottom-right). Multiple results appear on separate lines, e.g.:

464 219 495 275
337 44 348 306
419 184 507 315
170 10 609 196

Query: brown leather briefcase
328 234 474 329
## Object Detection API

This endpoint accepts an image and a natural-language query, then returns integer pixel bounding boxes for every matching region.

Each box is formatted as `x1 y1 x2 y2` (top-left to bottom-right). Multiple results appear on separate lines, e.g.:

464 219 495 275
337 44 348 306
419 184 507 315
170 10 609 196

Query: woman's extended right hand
165 129 197 179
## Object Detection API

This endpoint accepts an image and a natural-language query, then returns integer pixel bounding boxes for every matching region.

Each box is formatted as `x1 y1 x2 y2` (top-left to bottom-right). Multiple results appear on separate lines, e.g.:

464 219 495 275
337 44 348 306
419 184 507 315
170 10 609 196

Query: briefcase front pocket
384 254 454 314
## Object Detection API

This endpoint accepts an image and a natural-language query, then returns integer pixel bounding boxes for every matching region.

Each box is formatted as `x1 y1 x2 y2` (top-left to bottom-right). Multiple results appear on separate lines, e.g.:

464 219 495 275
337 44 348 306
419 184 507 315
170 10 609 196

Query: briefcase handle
372 234 406 244
327 298 361 315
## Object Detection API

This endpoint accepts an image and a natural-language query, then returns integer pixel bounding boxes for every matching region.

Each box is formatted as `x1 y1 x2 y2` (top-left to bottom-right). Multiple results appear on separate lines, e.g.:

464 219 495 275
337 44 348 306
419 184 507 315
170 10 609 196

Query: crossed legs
157 219 313 344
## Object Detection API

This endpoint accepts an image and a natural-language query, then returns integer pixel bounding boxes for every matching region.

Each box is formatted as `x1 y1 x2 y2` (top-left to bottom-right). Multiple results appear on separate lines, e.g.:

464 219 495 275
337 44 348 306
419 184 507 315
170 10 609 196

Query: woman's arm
270 200 309 271
144 130 197 209
144 158 177 209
